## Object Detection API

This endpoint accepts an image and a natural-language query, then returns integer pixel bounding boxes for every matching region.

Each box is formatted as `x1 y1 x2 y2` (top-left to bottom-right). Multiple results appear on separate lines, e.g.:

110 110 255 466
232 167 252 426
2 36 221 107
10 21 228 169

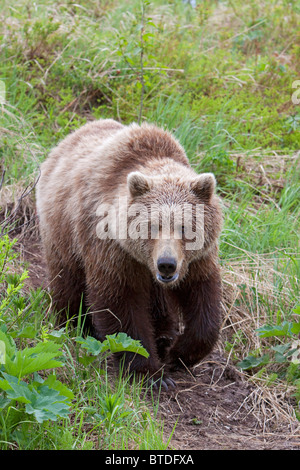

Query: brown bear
36 119 223 387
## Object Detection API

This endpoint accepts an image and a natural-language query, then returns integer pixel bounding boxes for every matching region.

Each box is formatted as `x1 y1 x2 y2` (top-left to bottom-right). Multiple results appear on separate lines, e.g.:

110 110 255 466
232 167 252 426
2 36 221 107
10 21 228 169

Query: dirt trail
16 231 300 450
159 358 299 450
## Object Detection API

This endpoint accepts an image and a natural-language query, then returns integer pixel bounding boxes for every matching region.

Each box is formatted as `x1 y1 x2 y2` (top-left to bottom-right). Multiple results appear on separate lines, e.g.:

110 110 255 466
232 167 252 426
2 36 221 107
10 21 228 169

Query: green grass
1 0 300 449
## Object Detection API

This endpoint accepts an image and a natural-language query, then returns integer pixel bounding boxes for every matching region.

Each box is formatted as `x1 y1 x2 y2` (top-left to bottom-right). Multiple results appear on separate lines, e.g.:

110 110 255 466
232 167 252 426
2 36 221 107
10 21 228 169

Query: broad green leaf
1 373 33 404
76 333 149 358
142 32 155 41
78 355 97 366
292 306 300 315
4 341 64 378
75 336 104 356
0 373 71 423
103 333 149 358
272 344 291 355
0 330 16 358
256 322 294 338
274 351 289 364
12 325 37 339
291 322 300 335
0 378 12 392
0 394 11 410
45 328 66 343
43 374 74 402
26 341 63 356
237 354 269 370
25 386 70 423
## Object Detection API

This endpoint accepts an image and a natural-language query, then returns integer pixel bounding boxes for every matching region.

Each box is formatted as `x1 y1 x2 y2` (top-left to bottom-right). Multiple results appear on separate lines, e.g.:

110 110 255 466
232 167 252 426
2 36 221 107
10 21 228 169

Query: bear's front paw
148 374 176 392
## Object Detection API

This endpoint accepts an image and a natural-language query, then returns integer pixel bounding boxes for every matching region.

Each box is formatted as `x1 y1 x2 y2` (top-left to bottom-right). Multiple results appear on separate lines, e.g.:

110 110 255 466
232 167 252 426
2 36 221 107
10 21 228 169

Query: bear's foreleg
45 247 86 323
168 272 221 369
87 283 164 378
150 286 179 362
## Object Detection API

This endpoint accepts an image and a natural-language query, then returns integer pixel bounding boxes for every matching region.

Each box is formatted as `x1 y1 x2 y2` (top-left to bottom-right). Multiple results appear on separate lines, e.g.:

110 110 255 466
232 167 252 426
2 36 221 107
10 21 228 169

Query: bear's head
121 169 222 287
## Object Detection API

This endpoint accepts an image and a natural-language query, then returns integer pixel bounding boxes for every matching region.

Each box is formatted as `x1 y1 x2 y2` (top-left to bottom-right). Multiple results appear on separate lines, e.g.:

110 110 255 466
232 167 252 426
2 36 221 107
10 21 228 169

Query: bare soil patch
159 357 299 450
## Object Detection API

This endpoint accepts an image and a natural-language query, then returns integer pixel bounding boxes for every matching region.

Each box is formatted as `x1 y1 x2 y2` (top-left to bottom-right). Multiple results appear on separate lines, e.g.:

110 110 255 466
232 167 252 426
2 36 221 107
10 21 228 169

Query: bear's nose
157 257 177 276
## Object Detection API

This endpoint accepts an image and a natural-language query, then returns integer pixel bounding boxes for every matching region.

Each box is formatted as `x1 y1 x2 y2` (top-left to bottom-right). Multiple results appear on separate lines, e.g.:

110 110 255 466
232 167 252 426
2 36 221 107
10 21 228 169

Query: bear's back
39 119 124 185
36 120 191 238
36 120 124 215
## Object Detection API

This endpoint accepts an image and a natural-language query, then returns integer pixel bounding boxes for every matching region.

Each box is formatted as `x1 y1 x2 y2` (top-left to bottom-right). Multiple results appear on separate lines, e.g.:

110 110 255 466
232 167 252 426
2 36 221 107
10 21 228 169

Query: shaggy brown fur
36 119 223 382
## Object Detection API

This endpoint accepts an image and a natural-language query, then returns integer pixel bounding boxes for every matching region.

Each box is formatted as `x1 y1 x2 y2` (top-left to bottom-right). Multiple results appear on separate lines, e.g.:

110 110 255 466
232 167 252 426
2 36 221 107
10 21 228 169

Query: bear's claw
149 376 176 391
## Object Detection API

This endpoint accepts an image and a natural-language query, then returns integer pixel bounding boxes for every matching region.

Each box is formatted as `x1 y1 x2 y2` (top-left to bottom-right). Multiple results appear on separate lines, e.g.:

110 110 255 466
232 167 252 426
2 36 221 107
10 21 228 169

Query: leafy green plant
238 307 300 388
0 329 74 424
75 332 149 366
0 372 72 424
0 236 50 334
97 392 132 433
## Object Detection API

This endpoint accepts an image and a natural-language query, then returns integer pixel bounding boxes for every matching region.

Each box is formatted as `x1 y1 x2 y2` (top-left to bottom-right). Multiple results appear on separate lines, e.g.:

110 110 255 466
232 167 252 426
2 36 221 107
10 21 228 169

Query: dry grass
0 181 39 239
220 251 300 436
222 251 298 343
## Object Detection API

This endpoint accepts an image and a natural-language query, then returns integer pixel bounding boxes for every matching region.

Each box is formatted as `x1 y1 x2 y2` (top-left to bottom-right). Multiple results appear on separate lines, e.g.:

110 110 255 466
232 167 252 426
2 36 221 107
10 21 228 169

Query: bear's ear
190 173 216 202
127 171 152 198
